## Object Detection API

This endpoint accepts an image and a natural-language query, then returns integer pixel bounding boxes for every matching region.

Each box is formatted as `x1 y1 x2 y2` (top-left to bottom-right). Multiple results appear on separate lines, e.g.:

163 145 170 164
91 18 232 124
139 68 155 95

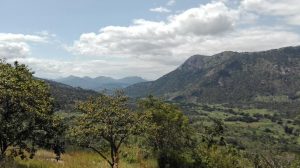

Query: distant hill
55 76 147 91
43 79 98 111
125 46 300 116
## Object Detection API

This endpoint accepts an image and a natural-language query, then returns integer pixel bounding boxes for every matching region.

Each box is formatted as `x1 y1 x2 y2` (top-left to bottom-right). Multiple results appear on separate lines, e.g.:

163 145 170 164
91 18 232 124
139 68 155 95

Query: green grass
242 108 274 116
254 95 290 103
187 102 300 151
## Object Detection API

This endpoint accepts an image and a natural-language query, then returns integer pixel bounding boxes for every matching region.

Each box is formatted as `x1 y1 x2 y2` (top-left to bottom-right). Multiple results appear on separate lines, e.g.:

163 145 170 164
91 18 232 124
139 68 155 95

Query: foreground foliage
0 61 63 161
69 91 142 168
139 96 194 168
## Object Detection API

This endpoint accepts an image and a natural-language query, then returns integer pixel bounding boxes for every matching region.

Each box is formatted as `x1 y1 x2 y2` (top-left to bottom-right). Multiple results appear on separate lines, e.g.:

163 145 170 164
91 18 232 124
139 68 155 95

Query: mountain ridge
125 46 300 108
55 75 147 91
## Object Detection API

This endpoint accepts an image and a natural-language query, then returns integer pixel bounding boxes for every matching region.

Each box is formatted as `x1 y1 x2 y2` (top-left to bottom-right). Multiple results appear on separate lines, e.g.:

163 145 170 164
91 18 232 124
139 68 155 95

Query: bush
225 116 259 123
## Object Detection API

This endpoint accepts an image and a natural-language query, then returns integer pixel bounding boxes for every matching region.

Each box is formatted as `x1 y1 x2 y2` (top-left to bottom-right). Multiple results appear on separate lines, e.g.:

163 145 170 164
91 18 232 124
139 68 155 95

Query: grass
254 95 290 103
242 108 274 116
10 148 157 168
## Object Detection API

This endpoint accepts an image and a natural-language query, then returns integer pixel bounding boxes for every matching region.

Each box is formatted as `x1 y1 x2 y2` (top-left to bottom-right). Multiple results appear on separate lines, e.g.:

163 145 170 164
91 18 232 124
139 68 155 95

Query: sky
1 0 300 80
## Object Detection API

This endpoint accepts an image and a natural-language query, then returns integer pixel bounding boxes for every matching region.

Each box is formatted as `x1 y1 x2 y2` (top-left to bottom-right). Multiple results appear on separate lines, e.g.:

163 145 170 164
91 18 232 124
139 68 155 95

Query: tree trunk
112 151 119 168
0 150 5 162
0 142 8 161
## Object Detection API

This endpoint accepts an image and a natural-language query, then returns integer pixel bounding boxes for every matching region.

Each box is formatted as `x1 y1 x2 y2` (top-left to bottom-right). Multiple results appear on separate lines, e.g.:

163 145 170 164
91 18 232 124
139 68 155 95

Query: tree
0 61 62 161
139 96 194 168
201 117 225 148
69 90 141 168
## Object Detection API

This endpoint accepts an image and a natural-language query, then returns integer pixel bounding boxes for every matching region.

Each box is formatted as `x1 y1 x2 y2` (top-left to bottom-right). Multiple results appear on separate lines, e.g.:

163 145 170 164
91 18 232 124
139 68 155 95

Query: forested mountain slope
126 46 300 116
44 79 98 111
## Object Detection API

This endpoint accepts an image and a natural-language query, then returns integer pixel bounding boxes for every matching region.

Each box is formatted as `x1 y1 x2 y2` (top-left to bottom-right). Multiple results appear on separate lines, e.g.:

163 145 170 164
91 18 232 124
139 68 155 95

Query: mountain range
44 46 300 116
55 76 147 91
125 46 300 115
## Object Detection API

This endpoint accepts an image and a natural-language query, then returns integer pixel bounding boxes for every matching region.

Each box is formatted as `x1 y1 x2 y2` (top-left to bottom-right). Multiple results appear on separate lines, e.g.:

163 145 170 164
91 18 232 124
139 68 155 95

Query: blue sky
1 0 300 80
0 0 205 41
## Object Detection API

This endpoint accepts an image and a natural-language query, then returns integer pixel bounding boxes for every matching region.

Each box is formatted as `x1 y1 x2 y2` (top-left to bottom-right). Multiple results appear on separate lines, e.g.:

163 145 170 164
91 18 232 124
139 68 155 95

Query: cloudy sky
1 0 300 80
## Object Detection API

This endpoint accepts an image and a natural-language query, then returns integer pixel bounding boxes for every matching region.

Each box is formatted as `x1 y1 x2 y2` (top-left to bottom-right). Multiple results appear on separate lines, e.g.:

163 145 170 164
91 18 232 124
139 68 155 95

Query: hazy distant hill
43 79 98 111
55 76 147 91
125 46 300 114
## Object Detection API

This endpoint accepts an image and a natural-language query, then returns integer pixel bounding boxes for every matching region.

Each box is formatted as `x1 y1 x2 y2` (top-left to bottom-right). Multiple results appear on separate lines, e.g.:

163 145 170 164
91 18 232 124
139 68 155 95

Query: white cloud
286 15 300 26
170 2 238 35
66 1 300 80
6 0 300 80
150 7 171 13
191 27 300 55
0 33 48 59
69 2 239 65
0 42 30 59
30 26 300 80
12 57 175 80
0 33 46 43
36 30 57 38
241 0 300 25
167 0 176 6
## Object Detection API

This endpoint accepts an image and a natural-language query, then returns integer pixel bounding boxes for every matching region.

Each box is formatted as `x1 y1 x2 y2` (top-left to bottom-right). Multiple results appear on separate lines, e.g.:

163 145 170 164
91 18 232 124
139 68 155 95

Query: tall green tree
69 91 141 168
0 61 62 161
139 96 194 168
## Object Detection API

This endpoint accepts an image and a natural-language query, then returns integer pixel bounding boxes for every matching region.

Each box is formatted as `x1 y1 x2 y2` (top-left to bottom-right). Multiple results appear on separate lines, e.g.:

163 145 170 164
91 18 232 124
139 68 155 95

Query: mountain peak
125 46 300 104
214 51 238 57
178 55 208 71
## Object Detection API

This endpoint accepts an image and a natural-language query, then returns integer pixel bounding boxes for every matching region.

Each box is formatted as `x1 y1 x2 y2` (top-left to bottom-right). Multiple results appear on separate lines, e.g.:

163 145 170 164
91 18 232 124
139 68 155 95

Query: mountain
118 76 148 84
125 46 300 115
43 79 98 111
55 76 147 91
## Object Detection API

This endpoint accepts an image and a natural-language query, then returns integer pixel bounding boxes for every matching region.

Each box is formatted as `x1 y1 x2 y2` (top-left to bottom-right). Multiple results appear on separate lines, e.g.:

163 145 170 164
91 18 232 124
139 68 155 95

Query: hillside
125 46 300 116
43 79 98 111
56 76 147 91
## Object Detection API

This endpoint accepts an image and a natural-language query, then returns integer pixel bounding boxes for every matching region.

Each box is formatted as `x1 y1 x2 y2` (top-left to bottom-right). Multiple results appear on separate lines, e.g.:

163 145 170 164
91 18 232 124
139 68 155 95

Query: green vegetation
181 102 300 152
0 61 63 161
254 95 290 103
69 91 142 168
2 149 158 168
1 59 300 168
45 79 98 111
139 96 194 168
125 46 300 118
